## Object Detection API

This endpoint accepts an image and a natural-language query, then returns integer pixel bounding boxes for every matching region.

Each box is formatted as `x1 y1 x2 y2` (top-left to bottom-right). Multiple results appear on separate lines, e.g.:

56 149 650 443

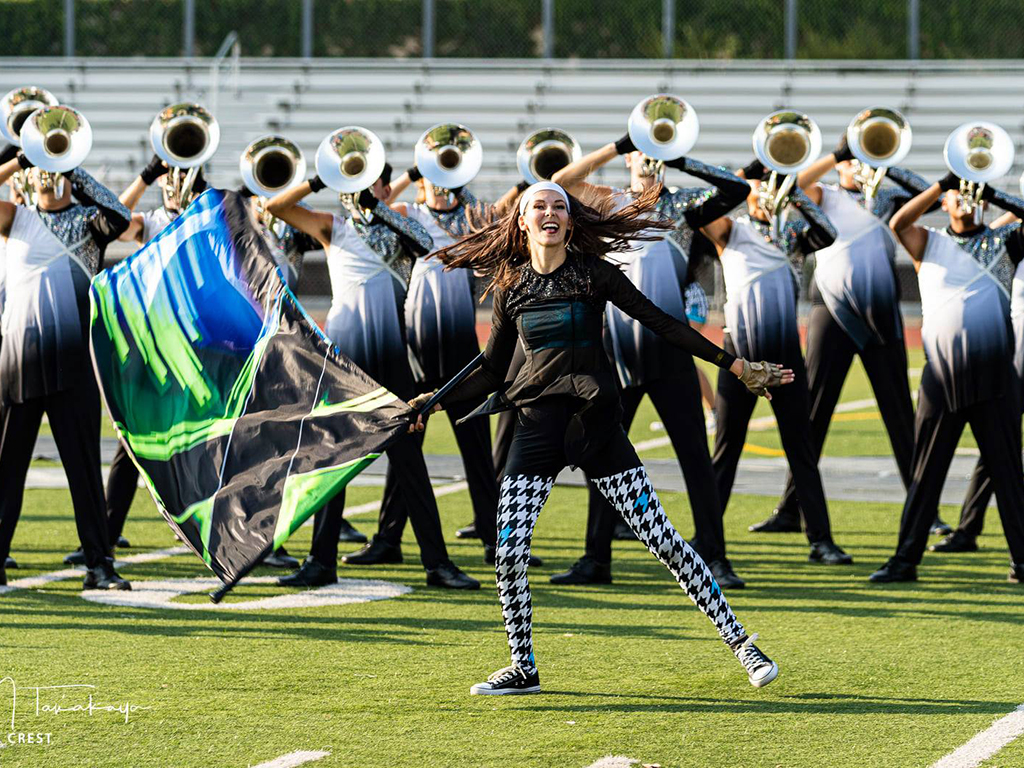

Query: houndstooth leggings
495 397 746 674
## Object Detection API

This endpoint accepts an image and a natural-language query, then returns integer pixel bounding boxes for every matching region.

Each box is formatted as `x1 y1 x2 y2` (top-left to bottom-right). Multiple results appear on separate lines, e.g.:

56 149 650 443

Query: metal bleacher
3 57 1024 299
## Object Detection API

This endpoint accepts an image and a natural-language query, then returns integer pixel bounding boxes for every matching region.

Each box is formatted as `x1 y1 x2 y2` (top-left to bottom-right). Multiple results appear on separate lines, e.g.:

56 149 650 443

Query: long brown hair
431 183 671 298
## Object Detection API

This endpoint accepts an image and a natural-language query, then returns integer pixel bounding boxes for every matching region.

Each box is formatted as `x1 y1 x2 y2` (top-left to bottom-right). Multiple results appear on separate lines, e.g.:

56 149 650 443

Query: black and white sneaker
470 665 540 696
732 633 778 688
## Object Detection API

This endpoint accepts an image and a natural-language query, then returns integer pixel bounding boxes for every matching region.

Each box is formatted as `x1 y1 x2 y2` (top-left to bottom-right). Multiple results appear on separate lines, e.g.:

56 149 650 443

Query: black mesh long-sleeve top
440 253 737 460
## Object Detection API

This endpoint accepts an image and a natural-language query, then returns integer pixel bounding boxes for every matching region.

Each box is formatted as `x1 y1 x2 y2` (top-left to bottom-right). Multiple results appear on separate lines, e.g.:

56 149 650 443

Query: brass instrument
315 125 386 224
846 106 912 206
240 134 306 227
943 121 1014 223
20 104 93 198
752 110 821 237
626 94 699 178
1 86 59 203
516 128 581 185
413 123 482 201
149 102 220 209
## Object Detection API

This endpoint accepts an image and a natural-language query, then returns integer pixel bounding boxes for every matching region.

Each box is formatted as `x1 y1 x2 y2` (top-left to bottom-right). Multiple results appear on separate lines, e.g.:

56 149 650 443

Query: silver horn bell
1 86 59 147
847 106 912 168
20 104 93 173
517 128 580 185
627 94 699 161
414 123 482 189
944 121 1014 185
150 102 219 169
240 135 306 198
315 126 385 193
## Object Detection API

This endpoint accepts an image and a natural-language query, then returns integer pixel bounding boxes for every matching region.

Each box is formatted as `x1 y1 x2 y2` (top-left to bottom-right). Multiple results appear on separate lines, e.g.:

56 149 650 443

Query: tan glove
738 359 786 397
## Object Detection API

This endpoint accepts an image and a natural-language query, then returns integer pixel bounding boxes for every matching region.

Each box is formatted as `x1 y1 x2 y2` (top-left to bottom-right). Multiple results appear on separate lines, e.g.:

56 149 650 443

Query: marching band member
338 163 522 567
0 144 22 574
0 142 131 590
267 159 479 590
412 181 786 694
930 209 1023 554
548 129 752 589
701 157 854 565
871 165 1024 584
750 131 951 537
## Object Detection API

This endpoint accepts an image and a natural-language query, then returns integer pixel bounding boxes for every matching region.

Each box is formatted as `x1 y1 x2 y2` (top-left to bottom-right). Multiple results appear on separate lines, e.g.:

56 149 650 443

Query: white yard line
929 704 1024 768
583 758 638 768
250 750 331 768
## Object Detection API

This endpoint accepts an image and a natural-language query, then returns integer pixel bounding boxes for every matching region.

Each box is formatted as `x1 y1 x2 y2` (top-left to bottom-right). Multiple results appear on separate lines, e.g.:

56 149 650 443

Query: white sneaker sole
749 662 779 688
470 684 541 695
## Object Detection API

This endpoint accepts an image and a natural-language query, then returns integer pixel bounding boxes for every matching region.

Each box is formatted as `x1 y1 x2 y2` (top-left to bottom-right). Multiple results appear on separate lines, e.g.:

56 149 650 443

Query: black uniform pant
583 365 727 564
712 335 834 544
105 442 139 543
894 366 1024 566
376 396 499 547
493 408 516 478
775 302 917 521
0 380 109 568
308 429 451 570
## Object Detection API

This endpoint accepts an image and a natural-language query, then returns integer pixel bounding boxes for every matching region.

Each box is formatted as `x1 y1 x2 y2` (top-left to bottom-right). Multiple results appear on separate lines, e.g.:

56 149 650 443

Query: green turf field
4 351 1020 768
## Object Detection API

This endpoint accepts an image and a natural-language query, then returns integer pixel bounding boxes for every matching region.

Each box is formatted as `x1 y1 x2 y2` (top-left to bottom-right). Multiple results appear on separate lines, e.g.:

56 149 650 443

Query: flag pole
414 351 484 416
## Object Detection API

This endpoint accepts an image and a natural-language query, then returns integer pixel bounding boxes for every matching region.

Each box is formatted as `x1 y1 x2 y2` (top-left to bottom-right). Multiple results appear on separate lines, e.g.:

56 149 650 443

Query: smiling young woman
410 181 791 696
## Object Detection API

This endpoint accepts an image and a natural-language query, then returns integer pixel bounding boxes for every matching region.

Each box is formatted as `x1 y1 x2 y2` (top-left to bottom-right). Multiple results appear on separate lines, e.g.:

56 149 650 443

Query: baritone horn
943 121 1015 222
150 102 220 209
414 123 482 196
20 104 93 198
517 128 581 185
752 110 821 236
315 125 386 223
846 106 912 206
1 87 60 203
627 94 699 177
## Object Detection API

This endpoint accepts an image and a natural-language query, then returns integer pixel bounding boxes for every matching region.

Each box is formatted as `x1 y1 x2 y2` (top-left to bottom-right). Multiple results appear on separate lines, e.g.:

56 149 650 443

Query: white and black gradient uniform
582 161 750 568
0 169 130 570
440 254 747 676
955 254 1024 539
772 169 932 525
305 201 456 571
892 202 1024 568
712 188 840 545
375 188 500 549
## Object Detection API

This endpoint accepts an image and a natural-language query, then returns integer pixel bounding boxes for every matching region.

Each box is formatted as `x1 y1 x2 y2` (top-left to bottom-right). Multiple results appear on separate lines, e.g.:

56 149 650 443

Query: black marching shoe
748 511 801 533
83 560 131 591
731 633 779 688
809 541 854 565
277 557 338 587
425 561 480 590
63 547 88 566
708 558 746 590
4 557 17 570
470 665 541 695
116 536 131 548
263 546 300 569
337 518 368 543
0 566 6 587
1009 563 1024 584
483 545 543 568
869 557 917 583
930 516 954 537
455 522 478 539
549 556 612 585
929 530 978 553
612 521 637 541
342 536 403 565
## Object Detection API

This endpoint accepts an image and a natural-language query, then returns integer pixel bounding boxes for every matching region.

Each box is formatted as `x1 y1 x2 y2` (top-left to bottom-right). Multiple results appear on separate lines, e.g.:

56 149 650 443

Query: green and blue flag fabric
89 189 409 588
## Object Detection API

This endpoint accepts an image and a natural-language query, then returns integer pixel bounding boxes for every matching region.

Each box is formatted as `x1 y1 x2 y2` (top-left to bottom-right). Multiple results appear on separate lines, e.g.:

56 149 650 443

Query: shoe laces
487 665 524 684
734 634 771 674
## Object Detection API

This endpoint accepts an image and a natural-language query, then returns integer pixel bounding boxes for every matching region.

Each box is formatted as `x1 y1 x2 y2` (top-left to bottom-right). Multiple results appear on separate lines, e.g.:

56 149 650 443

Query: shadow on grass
522 691 1015 716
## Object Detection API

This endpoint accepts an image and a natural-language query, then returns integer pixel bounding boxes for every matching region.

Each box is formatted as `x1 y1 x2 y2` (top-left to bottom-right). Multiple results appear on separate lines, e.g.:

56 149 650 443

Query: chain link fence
3 0 1024 60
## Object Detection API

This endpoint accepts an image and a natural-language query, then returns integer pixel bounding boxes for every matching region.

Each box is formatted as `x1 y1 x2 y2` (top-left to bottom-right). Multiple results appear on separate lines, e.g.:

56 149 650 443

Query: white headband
518 181 571 216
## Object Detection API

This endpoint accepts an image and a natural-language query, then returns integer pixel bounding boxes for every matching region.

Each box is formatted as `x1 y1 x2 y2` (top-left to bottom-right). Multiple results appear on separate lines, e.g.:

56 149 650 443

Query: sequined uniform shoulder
503 255 594 320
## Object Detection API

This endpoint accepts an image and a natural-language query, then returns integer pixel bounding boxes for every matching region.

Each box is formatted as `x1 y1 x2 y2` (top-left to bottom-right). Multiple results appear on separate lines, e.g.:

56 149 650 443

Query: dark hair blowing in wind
431 183 672 298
